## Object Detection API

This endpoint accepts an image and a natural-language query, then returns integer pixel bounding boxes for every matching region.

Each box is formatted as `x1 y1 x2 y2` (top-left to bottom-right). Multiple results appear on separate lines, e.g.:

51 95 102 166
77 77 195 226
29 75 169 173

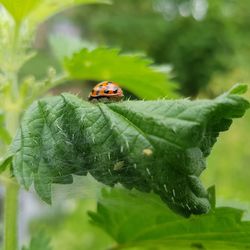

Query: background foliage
0 0 250 250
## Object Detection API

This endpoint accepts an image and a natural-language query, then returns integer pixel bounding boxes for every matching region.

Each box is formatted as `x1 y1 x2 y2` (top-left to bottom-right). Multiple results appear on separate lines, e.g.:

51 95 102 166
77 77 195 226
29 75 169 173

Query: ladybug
88 81 124 102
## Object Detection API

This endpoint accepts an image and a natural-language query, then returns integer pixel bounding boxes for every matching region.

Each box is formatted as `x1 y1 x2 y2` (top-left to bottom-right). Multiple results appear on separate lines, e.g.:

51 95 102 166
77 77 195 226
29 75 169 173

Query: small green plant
0 1 249 250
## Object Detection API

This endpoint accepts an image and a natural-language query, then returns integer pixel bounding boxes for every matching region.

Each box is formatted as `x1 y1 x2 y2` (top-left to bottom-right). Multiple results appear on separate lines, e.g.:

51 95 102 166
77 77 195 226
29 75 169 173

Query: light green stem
4 179 19 250
3 22 22 250
3 110 20 250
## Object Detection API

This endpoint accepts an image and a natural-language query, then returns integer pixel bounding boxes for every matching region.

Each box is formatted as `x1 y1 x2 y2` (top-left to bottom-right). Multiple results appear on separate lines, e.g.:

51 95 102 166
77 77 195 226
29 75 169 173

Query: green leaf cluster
11 85 249 216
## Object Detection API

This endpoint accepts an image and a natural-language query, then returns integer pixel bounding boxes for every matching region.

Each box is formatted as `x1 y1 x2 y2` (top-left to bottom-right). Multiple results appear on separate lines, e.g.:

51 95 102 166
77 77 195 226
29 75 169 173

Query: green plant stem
3 22 22 247
11 23 20 100
3 110 20 250
4 178 19 250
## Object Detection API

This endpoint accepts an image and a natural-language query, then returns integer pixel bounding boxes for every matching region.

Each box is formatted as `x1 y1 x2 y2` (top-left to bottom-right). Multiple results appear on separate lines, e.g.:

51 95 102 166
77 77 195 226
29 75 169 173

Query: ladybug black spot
92 90 95 94
113 88 118 94
96 91 100 95
104 89 110 94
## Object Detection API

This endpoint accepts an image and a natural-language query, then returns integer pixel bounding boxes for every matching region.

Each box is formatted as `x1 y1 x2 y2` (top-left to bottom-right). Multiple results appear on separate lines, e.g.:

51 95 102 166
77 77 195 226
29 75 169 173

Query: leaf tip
228 83 248 95
0 155 13 174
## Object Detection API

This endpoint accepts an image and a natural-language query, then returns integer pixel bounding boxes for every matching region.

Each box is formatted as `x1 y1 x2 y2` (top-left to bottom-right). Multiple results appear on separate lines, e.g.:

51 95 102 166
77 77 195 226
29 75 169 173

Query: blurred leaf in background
64 47 177 99
28 184 250 250
89 187 250 250
22 231 52 250
0 112 11 145
0 0 111 25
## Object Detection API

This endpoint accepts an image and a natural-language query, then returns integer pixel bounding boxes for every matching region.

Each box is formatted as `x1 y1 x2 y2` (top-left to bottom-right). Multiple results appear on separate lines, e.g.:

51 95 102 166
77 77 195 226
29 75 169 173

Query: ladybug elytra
88 81 124 102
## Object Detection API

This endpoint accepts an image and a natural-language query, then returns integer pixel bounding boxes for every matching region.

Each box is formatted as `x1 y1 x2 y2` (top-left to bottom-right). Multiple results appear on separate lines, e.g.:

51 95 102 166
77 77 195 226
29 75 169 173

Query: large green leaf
11 85 249 216
64 47 177 100
89 187 250 250
0 0 111 25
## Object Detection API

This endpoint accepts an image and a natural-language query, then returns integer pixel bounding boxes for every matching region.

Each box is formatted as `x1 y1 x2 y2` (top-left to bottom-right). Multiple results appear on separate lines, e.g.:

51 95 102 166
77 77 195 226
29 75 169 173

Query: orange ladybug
88 81 124 102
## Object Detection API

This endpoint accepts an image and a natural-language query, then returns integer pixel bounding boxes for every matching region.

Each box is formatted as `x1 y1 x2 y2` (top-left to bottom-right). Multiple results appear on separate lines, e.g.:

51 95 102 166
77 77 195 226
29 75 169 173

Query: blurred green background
2 0 250 249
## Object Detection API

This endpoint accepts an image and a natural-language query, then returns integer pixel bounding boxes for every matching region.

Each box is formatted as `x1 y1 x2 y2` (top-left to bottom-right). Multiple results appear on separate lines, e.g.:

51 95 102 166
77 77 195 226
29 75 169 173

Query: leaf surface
11 85 249 216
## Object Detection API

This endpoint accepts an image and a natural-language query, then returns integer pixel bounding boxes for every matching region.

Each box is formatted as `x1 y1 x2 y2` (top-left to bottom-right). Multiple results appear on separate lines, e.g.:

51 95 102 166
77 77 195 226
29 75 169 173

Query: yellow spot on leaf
113 161 124 171
143 148 153 156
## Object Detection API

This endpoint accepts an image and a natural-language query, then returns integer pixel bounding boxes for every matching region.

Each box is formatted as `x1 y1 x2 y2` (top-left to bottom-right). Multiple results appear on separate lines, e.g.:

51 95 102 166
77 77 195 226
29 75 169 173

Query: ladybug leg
99 97 110 103
109 96 124 102
89 98 99 104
